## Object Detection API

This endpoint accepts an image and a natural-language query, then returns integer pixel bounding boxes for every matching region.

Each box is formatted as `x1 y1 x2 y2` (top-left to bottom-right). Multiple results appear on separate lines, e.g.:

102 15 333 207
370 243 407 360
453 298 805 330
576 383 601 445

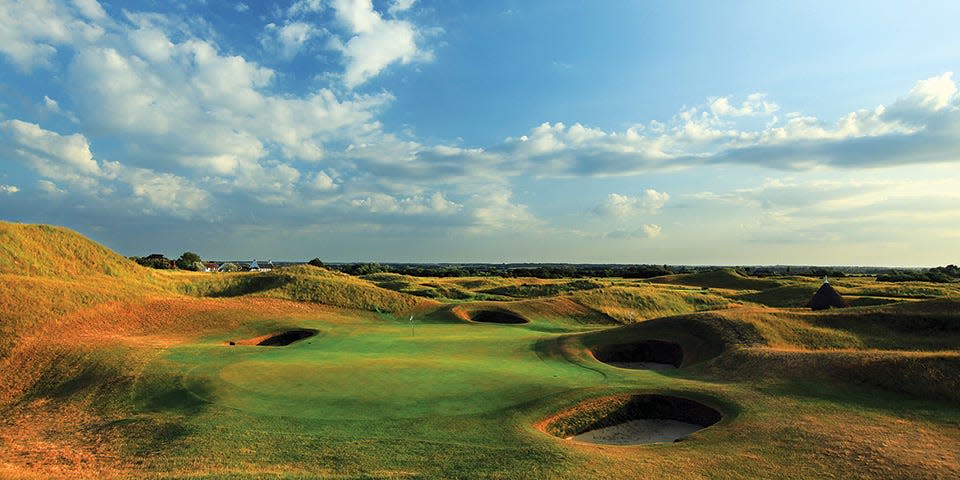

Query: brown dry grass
0 399 129 479
450 296 613 325
0 296 339 406
571 284 735 323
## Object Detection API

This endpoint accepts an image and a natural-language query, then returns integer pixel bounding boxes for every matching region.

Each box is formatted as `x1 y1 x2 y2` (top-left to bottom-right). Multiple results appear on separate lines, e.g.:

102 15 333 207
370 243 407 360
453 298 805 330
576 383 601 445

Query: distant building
807 277 849 310
247 260 273 272
203 262 220 272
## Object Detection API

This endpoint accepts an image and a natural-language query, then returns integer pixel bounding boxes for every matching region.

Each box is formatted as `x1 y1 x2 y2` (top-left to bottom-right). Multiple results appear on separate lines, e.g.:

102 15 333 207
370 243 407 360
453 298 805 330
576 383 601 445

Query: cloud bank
1 0 959 260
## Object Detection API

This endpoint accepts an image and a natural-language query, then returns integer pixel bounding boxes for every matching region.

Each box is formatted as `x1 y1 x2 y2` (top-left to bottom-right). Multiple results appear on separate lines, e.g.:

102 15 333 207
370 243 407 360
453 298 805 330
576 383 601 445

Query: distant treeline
323 263 909 279
875 265 960 283
130 252 955 281
328 263 676 279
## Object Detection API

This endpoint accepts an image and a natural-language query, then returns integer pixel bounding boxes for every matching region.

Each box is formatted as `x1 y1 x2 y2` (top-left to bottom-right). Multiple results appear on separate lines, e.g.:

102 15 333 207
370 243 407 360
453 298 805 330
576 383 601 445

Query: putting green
162 320 608 422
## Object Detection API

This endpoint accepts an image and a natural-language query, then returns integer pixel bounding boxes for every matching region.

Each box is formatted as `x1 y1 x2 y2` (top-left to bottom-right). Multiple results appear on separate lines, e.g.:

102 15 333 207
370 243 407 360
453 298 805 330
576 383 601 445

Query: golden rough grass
0 296 339 406
450 296 612 324
0 221 159 281
791 413 960 479
708 307 865 349
648 268 784 291
703 346 960 404
572 285 735 322
362 273 606 300
180 265 438 313
0 222 199 357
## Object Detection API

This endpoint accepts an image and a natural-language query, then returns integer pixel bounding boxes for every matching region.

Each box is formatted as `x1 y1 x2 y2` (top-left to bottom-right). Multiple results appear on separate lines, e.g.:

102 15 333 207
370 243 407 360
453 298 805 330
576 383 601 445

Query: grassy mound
733 284 820 307
572 310 768 367
181 265 437 313
361 272 485 300
478 279 606 298
0 221 153 280
787 299 960 351
362 274 607 300
649 268 784 290
0 222 180 359
703 348 960 404
571 284 734 322
0 296 338 405
449 296 614 329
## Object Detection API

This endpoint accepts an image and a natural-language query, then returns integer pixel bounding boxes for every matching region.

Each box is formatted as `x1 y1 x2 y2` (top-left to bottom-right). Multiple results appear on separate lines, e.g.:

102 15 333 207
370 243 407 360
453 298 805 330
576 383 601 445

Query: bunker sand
571 418 703 445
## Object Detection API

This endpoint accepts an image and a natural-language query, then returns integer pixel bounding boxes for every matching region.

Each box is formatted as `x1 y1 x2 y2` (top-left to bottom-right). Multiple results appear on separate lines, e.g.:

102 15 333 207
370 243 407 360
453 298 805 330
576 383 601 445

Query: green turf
35 309 949 479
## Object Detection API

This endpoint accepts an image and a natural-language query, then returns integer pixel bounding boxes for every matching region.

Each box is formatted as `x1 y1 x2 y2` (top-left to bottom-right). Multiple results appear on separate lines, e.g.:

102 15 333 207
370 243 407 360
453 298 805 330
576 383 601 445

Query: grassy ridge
0 222 155 280
648 268 784 290
362 272 501 300
0 222 184 358
561 300 960 404
362 273 609 301
702 347 960 404
180 265 437 313
448 296 614 329
0 296 340 405
571 284 734 322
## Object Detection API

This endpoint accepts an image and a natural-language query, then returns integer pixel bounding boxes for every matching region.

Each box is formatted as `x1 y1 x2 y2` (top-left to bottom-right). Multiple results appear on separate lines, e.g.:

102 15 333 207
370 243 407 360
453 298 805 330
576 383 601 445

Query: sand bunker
544 394 721 445
257 329 318 346
572 418 704 445
229 328 318 347
592 340 684 369
471 310 529 324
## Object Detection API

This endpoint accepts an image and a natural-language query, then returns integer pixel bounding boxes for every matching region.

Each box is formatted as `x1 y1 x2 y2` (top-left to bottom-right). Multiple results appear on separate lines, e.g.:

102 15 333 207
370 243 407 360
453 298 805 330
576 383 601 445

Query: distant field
1 221 958 479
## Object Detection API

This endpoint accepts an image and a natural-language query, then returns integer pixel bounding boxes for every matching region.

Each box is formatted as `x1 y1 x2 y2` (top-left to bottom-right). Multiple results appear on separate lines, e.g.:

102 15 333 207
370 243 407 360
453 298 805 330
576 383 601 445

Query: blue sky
2 0 960 265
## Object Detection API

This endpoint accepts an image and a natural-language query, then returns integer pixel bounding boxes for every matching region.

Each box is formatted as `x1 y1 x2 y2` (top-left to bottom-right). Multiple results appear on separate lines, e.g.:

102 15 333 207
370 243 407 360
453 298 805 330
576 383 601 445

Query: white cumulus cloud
597 190 670 217
0 119 210 216
329 0 430 88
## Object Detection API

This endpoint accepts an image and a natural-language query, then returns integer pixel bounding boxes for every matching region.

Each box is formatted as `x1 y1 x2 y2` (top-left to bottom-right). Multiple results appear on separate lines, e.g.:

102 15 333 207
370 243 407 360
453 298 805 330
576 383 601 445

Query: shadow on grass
756 377 960 421
135 373 215 415
204 274 291 297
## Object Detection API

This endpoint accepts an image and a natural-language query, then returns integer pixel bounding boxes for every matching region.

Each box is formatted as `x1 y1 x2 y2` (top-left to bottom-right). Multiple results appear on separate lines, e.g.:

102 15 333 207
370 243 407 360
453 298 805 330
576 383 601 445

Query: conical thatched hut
807 278 848 310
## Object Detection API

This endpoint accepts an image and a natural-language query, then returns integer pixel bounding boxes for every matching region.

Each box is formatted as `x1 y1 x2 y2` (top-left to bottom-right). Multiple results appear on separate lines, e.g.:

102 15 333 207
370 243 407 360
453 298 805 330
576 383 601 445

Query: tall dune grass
571 284 734 322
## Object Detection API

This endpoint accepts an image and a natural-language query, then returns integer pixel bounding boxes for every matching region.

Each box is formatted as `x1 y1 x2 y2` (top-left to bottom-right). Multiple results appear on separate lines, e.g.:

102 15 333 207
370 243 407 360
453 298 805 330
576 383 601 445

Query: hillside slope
0 223 434 360
180 265 438 313
649 268 784 290
0 222 157 280
0 222 175 358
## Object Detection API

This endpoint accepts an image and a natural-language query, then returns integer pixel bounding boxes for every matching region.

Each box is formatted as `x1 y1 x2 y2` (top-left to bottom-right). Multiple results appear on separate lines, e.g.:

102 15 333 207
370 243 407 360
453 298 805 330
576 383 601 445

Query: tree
354 262 384 275
176 252 202 271
308 258 325 268
220 262 239 272
136 255 173 269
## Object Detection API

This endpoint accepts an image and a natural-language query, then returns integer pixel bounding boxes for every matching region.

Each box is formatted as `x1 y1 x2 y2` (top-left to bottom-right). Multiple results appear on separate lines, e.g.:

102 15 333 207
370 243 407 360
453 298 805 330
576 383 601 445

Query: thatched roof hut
807 278 848 310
